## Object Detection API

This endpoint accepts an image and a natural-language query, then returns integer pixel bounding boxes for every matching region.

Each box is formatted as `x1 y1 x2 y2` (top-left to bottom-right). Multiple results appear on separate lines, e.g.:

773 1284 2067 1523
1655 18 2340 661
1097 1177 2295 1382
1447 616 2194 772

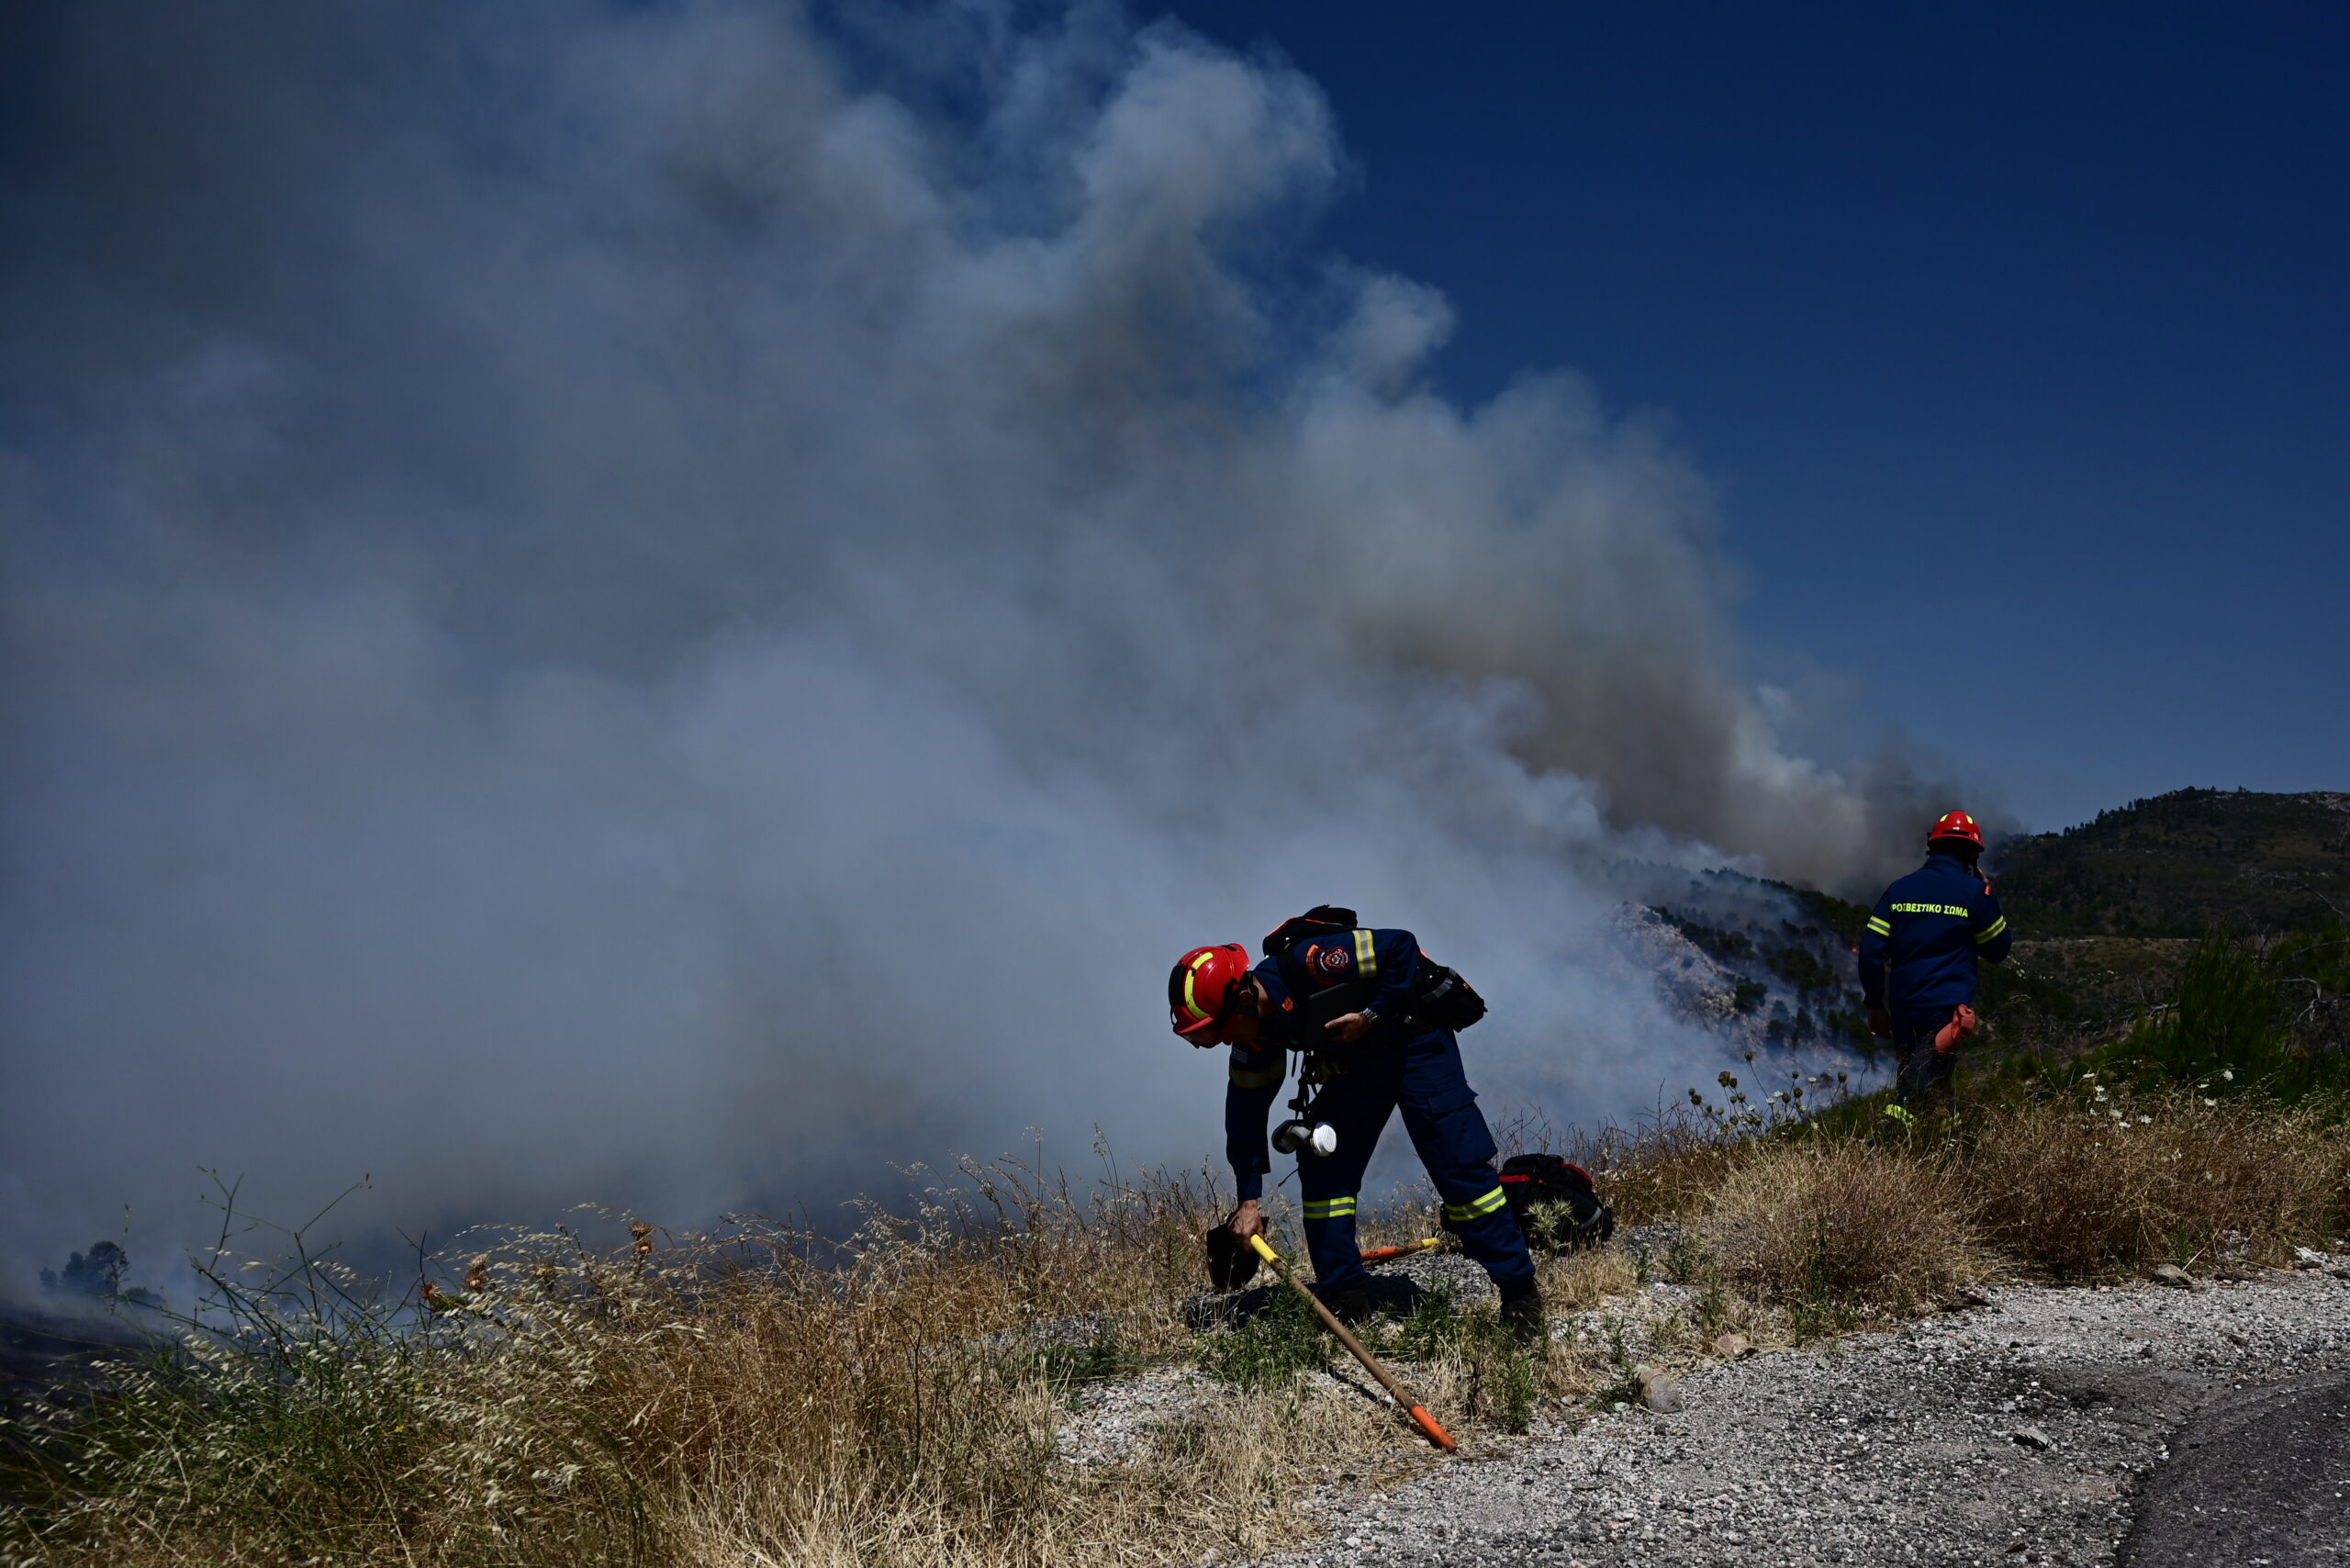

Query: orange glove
1932 1003 1978 1055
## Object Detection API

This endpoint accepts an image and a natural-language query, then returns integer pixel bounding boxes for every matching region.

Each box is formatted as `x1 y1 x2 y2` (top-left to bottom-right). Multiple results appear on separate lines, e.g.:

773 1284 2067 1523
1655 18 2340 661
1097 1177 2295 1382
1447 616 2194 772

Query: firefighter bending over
1169 913 1543 1339
1858 811 2013 1114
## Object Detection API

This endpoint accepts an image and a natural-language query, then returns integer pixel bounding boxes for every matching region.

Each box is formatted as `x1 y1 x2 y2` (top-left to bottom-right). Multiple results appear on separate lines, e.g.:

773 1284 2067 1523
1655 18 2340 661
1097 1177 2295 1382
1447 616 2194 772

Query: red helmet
1927 810 1984 850
1169 944 1253 1039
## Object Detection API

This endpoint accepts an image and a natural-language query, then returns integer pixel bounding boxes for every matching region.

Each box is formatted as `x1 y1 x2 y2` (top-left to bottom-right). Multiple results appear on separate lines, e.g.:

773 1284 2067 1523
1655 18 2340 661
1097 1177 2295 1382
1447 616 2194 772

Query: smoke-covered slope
0 2 1955 1281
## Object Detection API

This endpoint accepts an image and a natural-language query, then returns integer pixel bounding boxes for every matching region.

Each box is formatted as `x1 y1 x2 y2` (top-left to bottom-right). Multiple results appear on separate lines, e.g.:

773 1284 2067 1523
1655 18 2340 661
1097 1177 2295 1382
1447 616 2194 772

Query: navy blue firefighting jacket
1857 852 2012 1020
1224 927 1429 1201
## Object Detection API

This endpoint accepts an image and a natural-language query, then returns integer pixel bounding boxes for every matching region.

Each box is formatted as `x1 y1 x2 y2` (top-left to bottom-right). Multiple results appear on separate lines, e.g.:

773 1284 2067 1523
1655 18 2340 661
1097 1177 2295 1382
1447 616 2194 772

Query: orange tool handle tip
1409 1406 1456 1451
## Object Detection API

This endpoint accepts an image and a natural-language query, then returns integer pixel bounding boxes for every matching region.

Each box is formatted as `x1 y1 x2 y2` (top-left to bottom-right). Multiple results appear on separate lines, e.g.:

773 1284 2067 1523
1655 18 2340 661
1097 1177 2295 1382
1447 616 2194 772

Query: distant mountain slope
1995 789 2350 937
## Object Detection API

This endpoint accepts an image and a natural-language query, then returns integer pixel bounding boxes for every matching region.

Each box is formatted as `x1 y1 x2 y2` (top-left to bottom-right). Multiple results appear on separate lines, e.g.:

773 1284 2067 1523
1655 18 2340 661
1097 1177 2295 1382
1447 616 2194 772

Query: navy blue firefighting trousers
1295 1030 1536 1295
1893 1005 1962 1114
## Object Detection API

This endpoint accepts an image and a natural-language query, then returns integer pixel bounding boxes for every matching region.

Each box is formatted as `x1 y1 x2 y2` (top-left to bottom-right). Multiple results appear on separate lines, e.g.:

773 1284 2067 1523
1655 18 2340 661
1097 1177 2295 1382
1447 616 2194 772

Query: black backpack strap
1262 906 1359 959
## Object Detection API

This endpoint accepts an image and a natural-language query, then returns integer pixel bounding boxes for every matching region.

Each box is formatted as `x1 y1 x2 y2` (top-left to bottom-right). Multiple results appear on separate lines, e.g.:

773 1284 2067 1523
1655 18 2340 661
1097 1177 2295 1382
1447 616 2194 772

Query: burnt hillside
1994 789 2350 937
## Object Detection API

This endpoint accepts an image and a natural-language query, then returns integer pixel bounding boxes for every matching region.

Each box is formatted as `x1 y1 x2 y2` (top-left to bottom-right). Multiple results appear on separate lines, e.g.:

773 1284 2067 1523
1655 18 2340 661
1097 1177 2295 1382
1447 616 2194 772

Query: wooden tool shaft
1248 1234 1455 1451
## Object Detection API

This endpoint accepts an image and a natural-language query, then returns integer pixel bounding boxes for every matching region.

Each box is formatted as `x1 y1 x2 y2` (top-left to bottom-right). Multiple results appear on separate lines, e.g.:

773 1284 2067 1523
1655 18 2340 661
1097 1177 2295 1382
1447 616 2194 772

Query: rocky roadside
1236 1254 2350 1568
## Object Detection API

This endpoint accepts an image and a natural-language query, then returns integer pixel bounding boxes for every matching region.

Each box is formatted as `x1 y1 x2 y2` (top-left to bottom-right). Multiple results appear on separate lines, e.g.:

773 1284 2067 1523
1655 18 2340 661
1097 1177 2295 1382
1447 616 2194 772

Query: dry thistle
630 1220 655 1258
464 1254 490 1293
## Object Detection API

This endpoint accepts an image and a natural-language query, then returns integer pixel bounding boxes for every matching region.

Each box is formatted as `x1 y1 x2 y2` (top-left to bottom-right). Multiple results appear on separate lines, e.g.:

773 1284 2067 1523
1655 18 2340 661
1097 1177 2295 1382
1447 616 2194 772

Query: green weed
1382 1282 1463 1364
1040 1323 1145 1390
1194 1287 1326 1393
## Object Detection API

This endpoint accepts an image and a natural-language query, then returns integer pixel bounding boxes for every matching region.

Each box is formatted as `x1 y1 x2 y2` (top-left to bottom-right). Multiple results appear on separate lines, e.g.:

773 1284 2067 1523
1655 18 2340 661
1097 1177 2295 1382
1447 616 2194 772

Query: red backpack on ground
1497 1155 1615 1249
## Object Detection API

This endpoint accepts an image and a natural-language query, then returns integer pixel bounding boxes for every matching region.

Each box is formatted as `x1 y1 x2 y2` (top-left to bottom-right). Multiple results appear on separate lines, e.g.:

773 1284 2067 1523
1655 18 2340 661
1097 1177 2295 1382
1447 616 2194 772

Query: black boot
1497 1280 1547 1346
1326 1286 1373 1326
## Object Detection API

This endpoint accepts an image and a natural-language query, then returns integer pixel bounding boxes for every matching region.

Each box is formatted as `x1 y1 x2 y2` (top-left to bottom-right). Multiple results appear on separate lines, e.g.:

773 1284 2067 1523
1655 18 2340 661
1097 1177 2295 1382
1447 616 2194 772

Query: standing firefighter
1168 909 1544 1339
1859 811 2013 1114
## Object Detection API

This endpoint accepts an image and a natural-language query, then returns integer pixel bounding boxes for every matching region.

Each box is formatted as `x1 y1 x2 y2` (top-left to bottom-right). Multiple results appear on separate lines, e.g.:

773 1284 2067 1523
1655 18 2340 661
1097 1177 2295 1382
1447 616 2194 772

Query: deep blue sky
1156 2 2348 831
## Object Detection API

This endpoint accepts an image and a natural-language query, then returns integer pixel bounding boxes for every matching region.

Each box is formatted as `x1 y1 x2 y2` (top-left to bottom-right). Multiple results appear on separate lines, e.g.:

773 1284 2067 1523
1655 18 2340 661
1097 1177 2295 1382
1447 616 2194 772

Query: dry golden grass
1698 1138 2005 1316
8 1094 2345 1568
1573 1117 1747 1226
1534 1244 1639 1311
1969 1087 2350 1277
1656 1084 2348 1330
0 1164 1540 1568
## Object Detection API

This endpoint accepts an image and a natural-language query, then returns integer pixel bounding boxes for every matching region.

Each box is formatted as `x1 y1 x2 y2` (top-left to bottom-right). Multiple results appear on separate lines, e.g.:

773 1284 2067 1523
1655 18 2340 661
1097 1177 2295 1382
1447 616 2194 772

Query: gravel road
1237 1254 2350 1568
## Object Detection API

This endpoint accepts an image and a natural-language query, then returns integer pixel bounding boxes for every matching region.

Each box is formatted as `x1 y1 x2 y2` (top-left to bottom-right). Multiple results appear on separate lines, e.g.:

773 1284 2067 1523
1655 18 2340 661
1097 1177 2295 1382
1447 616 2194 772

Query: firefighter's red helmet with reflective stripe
1927 810 1984 850
1169 944 1253 1038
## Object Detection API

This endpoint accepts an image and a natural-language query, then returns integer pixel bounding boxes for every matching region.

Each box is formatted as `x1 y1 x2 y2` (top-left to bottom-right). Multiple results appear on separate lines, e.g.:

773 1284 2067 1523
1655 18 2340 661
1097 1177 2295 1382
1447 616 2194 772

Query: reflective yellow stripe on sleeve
1228 1067 1282 1089
1354 928 1378 979
1975 915 2008 944
1865 917 1892 936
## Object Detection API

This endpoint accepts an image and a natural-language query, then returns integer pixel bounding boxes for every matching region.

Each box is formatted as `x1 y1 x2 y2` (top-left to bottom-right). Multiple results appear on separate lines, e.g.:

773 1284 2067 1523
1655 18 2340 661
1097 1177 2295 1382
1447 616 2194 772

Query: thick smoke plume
0 1 1940 1284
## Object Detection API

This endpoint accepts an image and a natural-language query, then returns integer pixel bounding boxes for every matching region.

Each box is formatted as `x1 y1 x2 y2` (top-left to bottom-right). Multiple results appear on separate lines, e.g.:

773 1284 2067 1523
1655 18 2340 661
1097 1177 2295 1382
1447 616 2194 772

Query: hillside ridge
1993 788 2348 937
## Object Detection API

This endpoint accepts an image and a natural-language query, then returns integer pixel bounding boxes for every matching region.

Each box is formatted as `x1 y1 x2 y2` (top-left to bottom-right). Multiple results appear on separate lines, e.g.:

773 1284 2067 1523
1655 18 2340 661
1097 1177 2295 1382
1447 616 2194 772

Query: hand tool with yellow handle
1358 1237 1442 1264
1246 1233 1456 1452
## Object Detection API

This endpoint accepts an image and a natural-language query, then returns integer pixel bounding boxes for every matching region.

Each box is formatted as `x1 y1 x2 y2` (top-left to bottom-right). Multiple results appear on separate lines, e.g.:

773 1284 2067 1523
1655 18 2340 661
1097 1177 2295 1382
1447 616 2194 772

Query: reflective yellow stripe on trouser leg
1442 1187 1508 1223
1302 1197 1358 1221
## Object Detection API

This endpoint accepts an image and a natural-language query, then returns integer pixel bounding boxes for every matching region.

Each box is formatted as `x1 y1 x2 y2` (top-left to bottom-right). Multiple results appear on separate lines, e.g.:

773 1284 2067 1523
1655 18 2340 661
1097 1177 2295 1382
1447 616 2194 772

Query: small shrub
1587 1316 1642 1408
1693 1273 1732 1337
2126 929 2289 1083
1477 1337 1543 1435
1041 1323 1144 1390
1382 1282 1463 1365
2092 927 2350 1100
1352 1282 1563 1436
1195 1288 1326 1393
1662 1228 1710 1285
1971 1086 2350 1275
1700 1137 2001 1315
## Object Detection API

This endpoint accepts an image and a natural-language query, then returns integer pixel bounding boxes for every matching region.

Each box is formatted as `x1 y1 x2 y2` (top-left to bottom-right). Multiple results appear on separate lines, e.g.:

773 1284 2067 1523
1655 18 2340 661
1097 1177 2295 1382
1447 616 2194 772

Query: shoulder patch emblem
1312 945 1352 978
